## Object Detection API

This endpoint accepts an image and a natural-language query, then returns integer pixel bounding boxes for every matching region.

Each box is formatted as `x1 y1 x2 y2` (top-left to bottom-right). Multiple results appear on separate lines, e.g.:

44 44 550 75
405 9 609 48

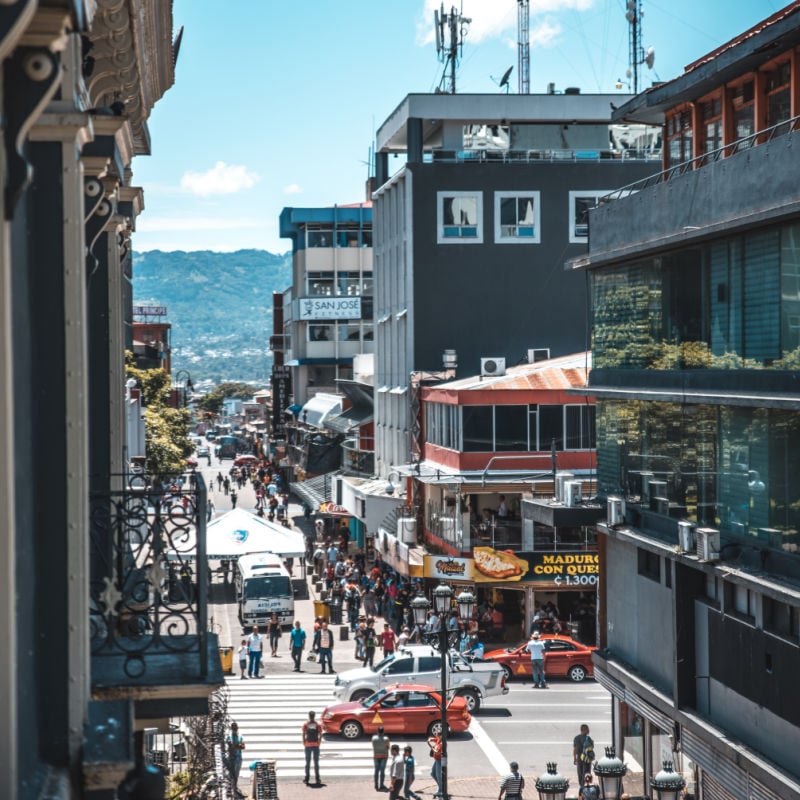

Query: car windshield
362 688 388 706
243 575 291 599
371 653 395 673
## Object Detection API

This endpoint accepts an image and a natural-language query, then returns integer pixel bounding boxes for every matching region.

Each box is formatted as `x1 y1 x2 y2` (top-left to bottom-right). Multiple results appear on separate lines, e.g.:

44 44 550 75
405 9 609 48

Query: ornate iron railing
89 472 208 681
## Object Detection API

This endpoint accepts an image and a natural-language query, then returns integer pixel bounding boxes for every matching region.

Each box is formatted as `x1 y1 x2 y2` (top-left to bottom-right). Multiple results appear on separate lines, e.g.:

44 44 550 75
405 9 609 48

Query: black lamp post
650 761 685 800
173 369 194 408
410 583 475 800
593 747 627 799
535 763 569 800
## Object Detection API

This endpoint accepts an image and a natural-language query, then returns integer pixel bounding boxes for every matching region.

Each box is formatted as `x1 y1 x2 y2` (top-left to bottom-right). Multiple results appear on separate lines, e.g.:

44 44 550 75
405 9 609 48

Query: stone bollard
339 625 349 641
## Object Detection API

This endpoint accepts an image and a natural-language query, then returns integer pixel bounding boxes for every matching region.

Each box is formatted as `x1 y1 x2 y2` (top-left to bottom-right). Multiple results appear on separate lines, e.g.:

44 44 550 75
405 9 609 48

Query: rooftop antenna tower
625 0 654 94
434 3 471 94
517 0 530 94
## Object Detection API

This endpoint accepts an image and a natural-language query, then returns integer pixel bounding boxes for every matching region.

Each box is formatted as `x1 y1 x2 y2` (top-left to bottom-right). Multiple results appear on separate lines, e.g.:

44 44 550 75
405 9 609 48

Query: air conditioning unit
696 528 721 562
677 520 695 553
397 516 417 545
527 348 551 364
565 480 583 507
555 471 575 503
607 496 624 526
481 357 506 377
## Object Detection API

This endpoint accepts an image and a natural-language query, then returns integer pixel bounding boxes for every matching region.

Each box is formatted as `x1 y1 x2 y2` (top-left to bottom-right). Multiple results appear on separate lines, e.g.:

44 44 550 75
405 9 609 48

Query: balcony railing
425 147 661 164
89 472 208 684
341 438 374 476
602 114 800 202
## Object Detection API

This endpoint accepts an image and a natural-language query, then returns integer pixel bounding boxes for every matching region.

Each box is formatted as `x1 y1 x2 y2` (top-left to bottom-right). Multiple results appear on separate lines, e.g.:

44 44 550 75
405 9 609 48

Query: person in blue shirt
403 745 421 800
464 634 485 660
289 620 306 672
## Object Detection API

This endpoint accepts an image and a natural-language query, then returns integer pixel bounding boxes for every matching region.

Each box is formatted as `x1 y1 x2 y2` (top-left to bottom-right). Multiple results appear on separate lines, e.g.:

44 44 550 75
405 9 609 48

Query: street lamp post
535 762 569 800
593 747 627 799
650 761 685 800
173 369 193 408
410 583 475 800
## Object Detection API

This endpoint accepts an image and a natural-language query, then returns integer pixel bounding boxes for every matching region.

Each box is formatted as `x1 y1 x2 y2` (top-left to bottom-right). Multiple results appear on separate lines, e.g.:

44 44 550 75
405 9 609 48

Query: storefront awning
300 393 342 429
325 405 373 434
290 471 338 510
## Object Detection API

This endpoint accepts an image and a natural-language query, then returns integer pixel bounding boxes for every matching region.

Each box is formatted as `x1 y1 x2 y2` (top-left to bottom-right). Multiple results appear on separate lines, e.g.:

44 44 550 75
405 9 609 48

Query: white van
235 553 294 632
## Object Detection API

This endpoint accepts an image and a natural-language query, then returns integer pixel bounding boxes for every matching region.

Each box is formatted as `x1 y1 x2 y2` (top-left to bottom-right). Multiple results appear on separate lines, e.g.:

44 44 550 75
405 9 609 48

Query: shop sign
424 555 474 582
468 547 599 585
299 296 362 320
318 501 350 517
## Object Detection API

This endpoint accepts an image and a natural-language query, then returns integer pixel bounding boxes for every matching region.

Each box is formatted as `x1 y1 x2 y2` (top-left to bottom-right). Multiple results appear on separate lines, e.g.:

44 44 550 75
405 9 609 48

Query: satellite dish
499 65 513 91
645 46 655 69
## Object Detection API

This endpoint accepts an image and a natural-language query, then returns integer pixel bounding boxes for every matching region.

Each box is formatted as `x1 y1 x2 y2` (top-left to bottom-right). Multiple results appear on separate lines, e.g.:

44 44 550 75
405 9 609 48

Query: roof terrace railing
425 147 661 164
601 114 800 203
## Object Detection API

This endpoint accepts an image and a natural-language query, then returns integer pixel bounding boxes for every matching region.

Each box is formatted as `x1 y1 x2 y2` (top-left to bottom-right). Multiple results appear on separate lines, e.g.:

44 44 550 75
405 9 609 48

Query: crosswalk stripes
225 673 376 779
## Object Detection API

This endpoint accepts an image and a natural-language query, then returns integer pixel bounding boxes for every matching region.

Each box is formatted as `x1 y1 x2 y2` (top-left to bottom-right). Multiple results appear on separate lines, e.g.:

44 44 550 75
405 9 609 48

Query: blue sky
132 0 781 255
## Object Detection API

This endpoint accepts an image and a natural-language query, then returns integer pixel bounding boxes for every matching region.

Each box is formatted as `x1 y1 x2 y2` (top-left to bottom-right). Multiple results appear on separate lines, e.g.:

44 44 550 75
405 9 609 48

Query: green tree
125 351 193 477
196 381 262 416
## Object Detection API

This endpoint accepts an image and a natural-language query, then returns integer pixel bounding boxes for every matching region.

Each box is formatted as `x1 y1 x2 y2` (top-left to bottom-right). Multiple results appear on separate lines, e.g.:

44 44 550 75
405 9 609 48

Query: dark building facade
372 92 661 475
0 4 220 798
574 5 800 798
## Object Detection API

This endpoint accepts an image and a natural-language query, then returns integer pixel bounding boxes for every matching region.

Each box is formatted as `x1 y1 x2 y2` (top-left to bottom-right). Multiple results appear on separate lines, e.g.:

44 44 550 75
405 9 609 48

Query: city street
195 443 611 796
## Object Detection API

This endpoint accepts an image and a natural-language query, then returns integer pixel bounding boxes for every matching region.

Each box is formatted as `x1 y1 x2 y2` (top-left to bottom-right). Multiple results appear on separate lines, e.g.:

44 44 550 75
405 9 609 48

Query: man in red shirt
381 623 397 657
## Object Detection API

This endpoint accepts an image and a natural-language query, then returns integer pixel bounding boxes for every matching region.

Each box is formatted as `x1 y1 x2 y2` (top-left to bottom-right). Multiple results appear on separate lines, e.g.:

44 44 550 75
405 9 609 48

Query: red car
483 634 596 683
234 455 258 467
321 684 471 740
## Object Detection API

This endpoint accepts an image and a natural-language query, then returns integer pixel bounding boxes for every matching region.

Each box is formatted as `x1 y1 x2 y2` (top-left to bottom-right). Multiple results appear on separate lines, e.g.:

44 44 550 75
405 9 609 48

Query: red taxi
321 684 471 740
234 455 259 467
483 634 596 683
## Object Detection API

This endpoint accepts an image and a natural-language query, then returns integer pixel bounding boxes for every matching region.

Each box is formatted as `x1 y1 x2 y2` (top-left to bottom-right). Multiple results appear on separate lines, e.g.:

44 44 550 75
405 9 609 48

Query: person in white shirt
525 631 546 688
398 627 410 647
247 626 264 678
497 495 509 518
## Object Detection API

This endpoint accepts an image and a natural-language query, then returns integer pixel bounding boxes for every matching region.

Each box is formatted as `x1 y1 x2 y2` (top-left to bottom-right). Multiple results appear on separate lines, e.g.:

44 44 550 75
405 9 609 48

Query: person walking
268 612 282 657
427 733 443 798
230 489 238 509
247 625 264 678
225 722 245 797
402 745 421 800
314 620 335 674
388 744 405 800
579 772 600 799
498 760 525 800
289 620 306 672
573 724 595 785
371 725 390 790
302 710 322 786
223 476 230 496
381 623 398 658
526 630 547 688
237 639 248 679
363 618 377 668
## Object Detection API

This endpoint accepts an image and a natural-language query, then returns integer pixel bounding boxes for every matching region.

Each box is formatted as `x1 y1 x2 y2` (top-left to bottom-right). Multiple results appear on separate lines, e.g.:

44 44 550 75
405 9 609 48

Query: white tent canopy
170 508 306 560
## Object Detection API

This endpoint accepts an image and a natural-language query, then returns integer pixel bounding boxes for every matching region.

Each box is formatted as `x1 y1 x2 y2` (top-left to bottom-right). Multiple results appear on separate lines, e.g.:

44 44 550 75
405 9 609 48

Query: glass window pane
500 197 517 226
462 406 493 452
539 405 563 451
494 406 528 451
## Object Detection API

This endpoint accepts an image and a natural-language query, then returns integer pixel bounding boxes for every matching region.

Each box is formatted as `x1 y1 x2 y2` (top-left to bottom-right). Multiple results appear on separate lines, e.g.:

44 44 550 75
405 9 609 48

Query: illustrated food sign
472 548 599 585
423 555 474 582
299 297 362 320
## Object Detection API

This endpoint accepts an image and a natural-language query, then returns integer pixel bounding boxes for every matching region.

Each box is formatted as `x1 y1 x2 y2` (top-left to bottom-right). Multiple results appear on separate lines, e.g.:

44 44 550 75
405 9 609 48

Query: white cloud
136 216 263 232
180 161 259 197
417 0 592 45
283 183 303 194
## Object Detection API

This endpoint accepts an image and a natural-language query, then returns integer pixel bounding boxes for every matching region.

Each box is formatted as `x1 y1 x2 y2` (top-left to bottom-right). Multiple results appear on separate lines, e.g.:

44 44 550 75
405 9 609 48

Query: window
565 404 596 450
764 597 800 640
666 108 693 167
385 658 414 675
307 229 333 248
569 191 614 243
494 405 528 451
462 406 493 452
308 272 334 296
637 548 661 582
308 324 331 342
538 405 564 451
417 657 441 673
765 61 791 133
730 80 755 143
494 192 540 243
701 96 722 154
438 191 483 243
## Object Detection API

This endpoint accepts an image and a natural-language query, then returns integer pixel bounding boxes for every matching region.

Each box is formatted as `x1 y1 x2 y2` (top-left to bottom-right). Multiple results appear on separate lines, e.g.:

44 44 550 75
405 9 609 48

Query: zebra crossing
225 672 376 779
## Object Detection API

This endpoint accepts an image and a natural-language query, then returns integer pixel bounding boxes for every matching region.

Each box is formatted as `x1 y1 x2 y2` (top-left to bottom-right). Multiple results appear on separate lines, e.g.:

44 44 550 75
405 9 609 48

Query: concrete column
407 117 423 163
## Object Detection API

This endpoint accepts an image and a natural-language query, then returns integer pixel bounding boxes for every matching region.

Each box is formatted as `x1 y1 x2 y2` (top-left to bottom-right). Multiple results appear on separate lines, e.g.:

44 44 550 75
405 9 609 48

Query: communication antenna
625 0 654 94
434 3 471 94
517 0 530 94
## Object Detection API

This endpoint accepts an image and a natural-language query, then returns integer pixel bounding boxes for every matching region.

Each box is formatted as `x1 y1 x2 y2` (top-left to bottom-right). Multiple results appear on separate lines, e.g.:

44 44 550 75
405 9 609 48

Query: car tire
457 688 480 713
350 689 372 702
569 664 587 682
501 665 513 683
340 720 363 739
427 720 445 738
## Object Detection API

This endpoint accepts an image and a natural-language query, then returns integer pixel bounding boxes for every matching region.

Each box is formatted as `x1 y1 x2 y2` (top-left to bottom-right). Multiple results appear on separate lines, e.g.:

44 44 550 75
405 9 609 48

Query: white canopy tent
170 508 306 560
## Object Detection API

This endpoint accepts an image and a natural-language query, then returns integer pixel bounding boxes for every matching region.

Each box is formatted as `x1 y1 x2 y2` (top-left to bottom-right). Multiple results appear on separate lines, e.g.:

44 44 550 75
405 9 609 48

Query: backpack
305 721 319 743
581 735 595 764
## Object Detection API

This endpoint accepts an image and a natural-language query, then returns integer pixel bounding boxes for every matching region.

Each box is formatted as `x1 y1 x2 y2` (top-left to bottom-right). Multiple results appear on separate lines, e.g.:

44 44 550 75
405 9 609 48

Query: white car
332 644 508 713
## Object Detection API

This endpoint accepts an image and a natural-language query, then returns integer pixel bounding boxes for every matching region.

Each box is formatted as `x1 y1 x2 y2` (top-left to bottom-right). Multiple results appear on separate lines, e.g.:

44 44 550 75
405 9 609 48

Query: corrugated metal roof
431 352 591 392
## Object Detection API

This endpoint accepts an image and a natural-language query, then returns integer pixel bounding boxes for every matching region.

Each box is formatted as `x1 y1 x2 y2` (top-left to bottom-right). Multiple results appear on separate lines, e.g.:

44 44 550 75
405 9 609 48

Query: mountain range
133 249 292 384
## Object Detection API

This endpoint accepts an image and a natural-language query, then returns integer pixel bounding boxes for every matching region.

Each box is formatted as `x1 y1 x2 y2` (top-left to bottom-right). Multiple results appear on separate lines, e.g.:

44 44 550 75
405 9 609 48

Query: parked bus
235 553 294 632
